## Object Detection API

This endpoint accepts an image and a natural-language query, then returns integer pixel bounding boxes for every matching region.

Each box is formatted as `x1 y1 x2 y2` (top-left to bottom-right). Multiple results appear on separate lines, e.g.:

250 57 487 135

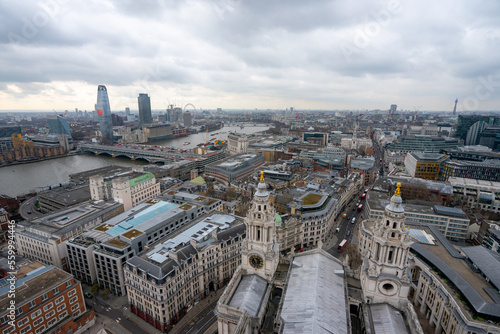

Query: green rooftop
129 173 155 187
301 193 323 206
190 176 206 184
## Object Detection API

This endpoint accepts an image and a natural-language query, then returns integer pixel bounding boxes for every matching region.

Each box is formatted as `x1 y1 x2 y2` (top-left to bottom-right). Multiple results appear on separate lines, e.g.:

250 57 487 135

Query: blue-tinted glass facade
96 85 113 141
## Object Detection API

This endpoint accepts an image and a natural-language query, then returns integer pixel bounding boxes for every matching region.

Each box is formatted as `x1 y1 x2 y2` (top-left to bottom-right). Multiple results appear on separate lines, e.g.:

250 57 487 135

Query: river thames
0 124 269 197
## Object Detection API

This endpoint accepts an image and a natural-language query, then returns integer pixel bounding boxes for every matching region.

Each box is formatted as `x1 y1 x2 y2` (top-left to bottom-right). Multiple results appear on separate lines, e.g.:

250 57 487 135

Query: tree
345 243 363 270
102 288 111 298
91 283 99 293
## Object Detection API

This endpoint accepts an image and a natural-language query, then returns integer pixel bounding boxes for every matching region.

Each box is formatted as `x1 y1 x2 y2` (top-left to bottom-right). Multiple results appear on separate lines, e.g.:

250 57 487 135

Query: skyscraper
453 98 458 116
47 115 72 138
183 111 192 127
390 104 397 114
96 85 113 142
138 93 152 126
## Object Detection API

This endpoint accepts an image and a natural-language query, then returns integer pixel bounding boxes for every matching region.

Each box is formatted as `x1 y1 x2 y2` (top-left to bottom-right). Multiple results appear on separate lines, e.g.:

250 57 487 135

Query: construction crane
53 109 68 117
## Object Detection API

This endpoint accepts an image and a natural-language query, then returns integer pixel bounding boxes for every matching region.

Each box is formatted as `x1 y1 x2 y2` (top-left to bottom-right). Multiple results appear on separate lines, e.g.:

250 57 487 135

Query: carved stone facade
359 183 413 309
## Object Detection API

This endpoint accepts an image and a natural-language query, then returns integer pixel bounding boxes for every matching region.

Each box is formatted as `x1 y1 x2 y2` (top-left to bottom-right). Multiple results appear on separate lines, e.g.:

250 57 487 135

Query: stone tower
361 183 413 307
240 171 279 281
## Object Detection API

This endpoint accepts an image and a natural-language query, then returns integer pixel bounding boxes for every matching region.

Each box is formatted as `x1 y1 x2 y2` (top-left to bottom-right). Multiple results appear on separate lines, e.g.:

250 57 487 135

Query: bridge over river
79 144 199 164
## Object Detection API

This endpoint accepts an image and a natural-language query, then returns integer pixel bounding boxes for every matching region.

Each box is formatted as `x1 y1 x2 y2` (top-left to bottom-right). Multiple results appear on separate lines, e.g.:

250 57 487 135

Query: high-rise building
453 98 458 115
465 121 487 146
456 115 500 141
390 104 397 114
96 85 113 142
125 107 131 115
183 111 192 127
138 93 152 126
47 115 72 138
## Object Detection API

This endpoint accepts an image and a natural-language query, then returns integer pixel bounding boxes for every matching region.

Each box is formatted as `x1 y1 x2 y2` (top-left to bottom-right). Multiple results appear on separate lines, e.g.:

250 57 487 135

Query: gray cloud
0 0 499 110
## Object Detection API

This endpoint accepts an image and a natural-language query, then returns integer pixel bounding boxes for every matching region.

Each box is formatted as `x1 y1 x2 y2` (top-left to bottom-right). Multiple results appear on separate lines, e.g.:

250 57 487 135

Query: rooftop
280 251 348 334
228 274 268 317
38 184 90 205
0 266 71 313
410 152 447 161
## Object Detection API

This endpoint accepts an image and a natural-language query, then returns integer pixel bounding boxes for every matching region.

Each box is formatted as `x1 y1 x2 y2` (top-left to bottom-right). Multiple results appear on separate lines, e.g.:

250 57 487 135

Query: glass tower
96 85 113 142
138 93 152 126
47 116 72 138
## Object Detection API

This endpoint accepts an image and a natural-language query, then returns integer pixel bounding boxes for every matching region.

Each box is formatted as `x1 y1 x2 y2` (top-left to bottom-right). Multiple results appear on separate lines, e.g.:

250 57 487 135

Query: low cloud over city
1 0 500 111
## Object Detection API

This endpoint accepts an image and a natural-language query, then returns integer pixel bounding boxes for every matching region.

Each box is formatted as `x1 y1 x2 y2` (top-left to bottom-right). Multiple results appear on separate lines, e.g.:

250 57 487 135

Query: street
175 298 219 334
87 297 150 334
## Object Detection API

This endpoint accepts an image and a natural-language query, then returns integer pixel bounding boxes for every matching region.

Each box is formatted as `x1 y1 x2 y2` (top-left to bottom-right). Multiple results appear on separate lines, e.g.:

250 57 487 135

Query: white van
351 217 356 224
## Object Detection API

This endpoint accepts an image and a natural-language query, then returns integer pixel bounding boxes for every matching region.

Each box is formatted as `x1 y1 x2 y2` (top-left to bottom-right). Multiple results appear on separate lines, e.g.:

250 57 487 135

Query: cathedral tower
240 171 279 281
361 183 413 307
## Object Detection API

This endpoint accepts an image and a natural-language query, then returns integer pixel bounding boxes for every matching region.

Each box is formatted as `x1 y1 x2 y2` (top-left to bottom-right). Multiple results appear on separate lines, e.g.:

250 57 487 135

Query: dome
275 214 282 223
385 182 404 213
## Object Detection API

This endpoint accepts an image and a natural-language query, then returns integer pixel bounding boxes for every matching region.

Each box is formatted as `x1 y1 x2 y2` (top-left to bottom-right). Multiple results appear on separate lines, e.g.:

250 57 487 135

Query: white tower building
360 183 413 308
240 171 280 281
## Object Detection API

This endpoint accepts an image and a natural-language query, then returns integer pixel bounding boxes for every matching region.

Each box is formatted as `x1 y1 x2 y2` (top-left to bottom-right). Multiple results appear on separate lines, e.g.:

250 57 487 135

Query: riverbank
0 151 83 168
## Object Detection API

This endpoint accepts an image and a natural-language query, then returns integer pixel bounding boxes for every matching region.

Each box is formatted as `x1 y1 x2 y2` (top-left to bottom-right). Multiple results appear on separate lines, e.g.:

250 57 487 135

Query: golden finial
260 171 265 183
395 182 401 196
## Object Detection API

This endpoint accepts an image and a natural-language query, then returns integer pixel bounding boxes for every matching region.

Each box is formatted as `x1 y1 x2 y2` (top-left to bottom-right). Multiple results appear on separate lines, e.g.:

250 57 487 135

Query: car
27 211 31 214
346 230 351 236
343 213 347 219
84 292 93 298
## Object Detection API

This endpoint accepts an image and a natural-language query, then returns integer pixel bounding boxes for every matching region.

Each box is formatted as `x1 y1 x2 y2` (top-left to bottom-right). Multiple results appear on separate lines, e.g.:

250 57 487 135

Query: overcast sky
1 0 499 112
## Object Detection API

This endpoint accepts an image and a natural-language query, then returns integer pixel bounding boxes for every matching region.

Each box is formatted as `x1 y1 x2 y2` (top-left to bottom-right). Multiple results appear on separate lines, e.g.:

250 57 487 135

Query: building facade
404 152 448 181
441 159 500 182
96 85 113 142
124 212 245 332
138 93 153 126
90 171 161 211
448 177 500 213
205 154 264 185
15 201 124 270
0 265 95 334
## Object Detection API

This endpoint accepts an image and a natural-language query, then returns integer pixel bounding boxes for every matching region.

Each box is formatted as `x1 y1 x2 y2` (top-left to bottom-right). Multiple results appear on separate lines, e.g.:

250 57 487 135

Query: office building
366 190 469 241
287 191 338 248
47 115 72 138
138 93 153 126
456 115 500 141
38 184 91 213
349 158 376 185
124 212 245 332
146 124 173 141
442 146 500 162
404 152 449 180
448 177 500 213
205 154 264 185
441 159 500 182
302 132 329 146
0 125 21 138
385 136 462 155
66 198 214 295
465 121 488 146
0 137 13 153
390 104 397 114
89 170 161 211
227 133 258 155
96 85 113 142
0 265 95 334
183 111 192 127
15 201 124 269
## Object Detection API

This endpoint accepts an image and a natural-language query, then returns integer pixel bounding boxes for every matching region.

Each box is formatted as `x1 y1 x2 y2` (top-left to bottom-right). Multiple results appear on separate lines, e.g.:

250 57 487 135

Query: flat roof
281 251 348 334
145 214 235 264
38 184 90 205
104 200 179 236
410 152 446 161
461 246 500 290
0 266 70 313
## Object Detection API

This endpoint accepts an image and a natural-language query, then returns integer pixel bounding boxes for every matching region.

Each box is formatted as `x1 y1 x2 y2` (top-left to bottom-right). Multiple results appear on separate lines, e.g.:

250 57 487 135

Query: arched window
393 222 397 229
258 205 261 211
386 220 390 226
264 205 266 211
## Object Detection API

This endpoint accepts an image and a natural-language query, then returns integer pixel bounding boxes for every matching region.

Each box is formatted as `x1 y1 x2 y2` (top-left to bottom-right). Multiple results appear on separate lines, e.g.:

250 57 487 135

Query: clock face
249 254 264 269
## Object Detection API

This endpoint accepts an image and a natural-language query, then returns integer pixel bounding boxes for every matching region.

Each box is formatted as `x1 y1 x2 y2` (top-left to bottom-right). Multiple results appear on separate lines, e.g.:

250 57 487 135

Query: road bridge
79 144 197 163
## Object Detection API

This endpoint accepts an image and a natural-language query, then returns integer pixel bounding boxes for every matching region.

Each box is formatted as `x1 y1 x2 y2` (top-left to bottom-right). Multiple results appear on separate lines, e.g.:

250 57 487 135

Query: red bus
357 204 363 211
338 239 347 252
361 193 366 200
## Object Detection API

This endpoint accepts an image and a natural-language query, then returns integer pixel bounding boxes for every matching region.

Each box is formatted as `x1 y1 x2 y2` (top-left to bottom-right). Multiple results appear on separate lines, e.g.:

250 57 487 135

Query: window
55 296 64 304
29 300 36 308
41 293 48 301
20 325 31 334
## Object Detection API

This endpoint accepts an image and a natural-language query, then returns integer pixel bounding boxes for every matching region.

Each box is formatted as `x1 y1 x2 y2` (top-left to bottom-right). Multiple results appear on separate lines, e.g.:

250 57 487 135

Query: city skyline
1 1 500 112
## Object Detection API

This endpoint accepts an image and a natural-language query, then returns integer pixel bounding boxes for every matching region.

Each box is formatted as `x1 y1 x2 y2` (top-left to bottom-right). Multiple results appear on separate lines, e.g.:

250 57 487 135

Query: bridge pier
131 155 135 160
95 151 98 156
112 153 115 158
